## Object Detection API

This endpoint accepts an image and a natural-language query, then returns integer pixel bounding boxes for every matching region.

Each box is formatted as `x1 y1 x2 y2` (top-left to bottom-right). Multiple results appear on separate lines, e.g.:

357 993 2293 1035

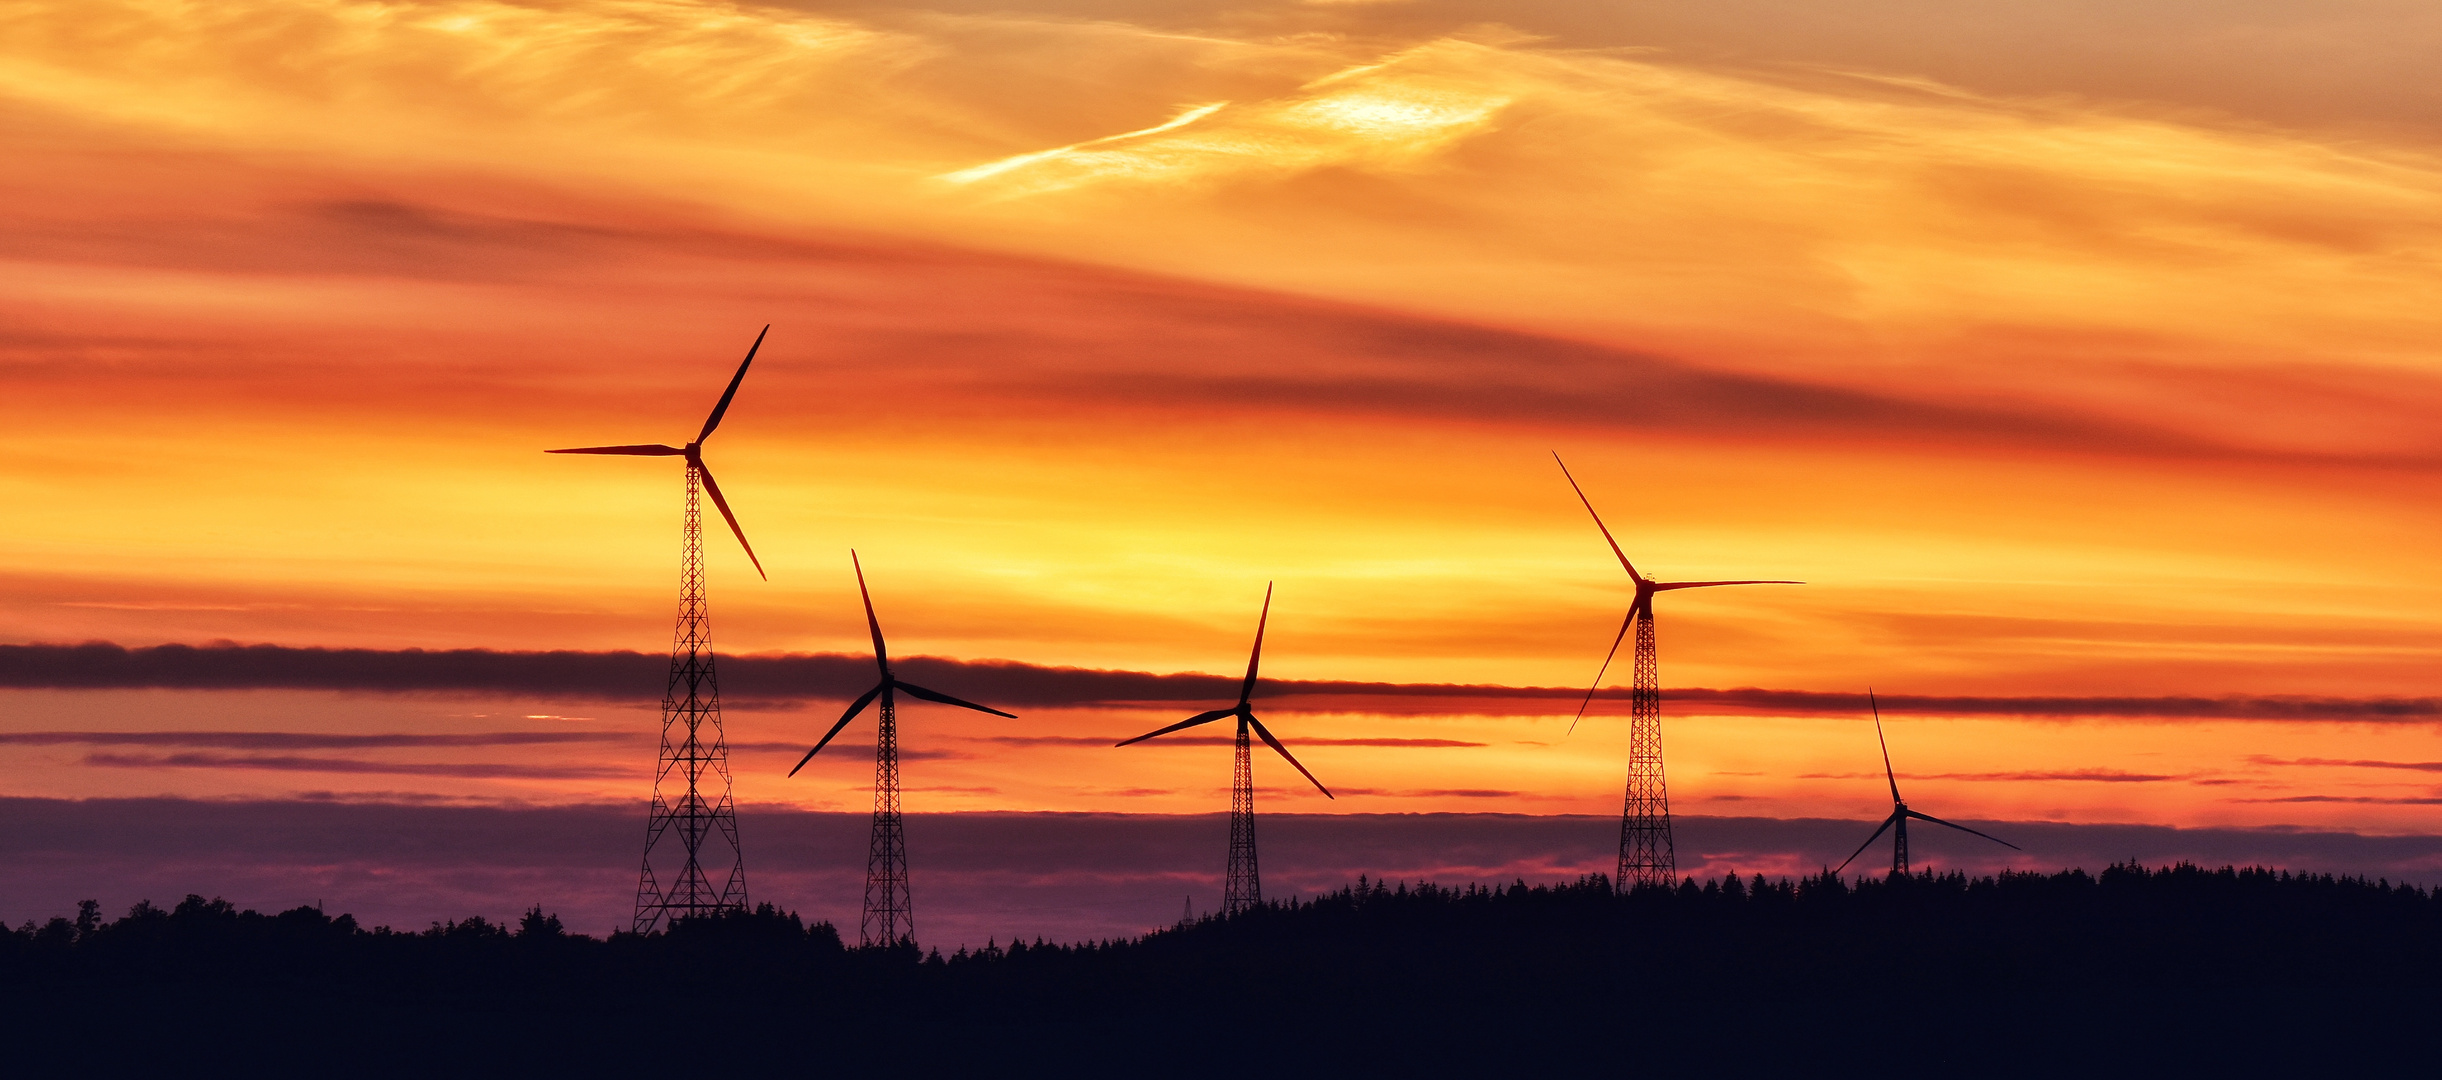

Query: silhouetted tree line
3 864 2434 1073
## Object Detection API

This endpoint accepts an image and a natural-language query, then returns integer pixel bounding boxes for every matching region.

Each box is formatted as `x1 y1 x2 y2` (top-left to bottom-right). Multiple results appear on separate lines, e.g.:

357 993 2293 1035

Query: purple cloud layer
4 798 2437 949
6 643 2436 721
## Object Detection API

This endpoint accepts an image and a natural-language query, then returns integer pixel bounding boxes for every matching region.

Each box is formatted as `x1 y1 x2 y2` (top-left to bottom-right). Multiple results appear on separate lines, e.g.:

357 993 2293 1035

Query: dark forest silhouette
4 864 2436 1073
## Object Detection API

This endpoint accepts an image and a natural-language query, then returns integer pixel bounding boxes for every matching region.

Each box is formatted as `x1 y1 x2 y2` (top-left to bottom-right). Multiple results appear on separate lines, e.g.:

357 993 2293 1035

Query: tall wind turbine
1555 453 1799 892
548 325 768 932
1835 691 2020 877
1116 584 1332 915
788 551 1015 947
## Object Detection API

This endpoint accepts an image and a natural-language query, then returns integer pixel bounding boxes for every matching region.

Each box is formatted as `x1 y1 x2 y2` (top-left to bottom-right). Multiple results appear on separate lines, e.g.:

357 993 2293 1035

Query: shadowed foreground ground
3 864 2435 1074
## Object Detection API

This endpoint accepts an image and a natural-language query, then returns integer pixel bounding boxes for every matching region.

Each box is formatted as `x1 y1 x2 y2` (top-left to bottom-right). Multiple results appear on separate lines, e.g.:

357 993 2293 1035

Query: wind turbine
1555 452 1799 893
548 325 769 933
788 551 1015 947
1115 584 1332 916
1834 691 2020 877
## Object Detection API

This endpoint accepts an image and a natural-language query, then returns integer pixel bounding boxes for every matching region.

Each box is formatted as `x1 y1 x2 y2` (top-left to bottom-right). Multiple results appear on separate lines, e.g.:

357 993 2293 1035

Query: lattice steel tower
546 325 770 934
1617 607 1672 889
862 693 912 945
1223 719 1260 913
633 467 748 930
788 552 1016 948
1891 807 1911 876
1554 453 1799 893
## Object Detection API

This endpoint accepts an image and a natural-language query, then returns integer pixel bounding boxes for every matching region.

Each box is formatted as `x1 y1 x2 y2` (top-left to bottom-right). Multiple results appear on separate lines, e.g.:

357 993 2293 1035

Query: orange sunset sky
4 0 2441 855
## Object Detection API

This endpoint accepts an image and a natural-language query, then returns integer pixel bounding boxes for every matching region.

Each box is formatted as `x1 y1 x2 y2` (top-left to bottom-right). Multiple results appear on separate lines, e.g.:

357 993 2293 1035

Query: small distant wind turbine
788 551 1015 946
1116 584 1331 915
1835 691 2021 877
1555 452 1799 892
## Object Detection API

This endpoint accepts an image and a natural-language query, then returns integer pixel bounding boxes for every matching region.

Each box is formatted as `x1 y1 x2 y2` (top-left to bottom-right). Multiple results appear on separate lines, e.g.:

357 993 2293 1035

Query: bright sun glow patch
1280 90 1499 137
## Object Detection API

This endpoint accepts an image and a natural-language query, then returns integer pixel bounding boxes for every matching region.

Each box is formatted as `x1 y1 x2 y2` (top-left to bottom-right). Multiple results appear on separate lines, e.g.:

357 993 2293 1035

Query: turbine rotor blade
895 680 1017 719
693 461 764 580
1570 609 1636 735
1905 809 2022 851
1239 583 1272 705
1247 713 1331 799
698 324 768 444
850 550 887 674
1552 452 1643 583
546 444 685 455
1650 580 1803 591
1872 690 1899 804
1115 708 1237 747
788 682 884 776
1832 810 1901 875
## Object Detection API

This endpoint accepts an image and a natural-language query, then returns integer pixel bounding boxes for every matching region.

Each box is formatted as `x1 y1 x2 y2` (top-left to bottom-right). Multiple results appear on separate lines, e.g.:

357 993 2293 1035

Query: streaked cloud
80 752 628 780
1799 768 2191 784
1067 736 1489 747
1332 787 1520 798
2250 756 2442 773
1671 689 2442 721
0 730 628 749
2234 795 2442 806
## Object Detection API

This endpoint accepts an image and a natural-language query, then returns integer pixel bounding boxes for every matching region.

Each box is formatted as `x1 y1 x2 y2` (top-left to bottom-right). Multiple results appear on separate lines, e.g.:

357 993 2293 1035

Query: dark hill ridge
3 864 2435 1073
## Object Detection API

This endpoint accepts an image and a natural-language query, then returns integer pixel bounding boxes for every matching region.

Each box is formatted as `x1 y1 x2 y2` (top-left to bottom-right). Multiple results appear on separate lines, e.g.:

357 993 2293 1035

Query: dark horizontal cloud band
4 642 2433 721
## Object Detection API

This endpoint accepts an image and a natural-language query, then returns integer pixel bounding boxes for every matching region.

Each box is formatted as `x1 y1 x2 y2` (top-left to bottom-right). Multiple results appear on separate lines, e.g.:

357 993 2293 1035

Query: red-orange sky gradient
5 0 2442 890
